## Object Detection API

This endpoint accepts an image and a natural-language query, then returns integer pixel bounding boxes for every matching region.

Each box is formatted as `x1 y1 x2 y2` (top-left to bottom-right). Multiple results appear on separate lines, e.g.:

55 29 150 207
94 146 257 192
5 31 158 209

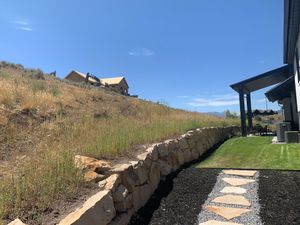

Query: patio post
239 87 247 136
246 93 253 133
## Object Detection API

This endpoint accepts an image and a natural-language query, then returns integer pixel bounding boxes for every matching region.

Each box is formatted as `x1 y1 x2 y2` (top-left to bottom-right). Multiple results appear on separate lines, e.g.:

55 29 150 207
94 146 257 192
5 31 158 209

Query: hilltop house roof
65 70 98 83
100 77 129 88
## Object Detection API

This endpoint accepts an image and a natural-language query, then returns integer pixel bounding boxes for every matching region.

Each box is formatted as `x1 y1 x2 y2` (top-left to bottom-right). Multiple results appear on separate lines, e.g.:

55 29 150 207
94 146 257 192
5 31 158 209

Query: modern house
100 77 129 95
64 71 129 95
230 0 300 137
65 70 100 85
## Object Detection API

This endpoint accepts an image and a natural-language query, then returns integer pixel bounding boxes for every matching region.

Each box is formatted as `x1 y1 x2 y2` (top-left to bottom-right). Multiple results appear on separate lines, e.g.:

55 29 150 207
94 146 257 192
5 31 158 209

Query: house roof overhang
284 0 300 64
265 76 294 102
230 65 292 94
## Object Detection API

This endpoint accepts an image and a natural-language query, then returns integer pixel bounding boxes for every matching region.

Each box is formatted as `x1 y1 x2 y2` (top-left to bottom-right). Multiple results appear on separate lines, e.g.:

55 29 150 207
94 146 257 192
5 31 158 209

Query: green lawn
197 136 300 170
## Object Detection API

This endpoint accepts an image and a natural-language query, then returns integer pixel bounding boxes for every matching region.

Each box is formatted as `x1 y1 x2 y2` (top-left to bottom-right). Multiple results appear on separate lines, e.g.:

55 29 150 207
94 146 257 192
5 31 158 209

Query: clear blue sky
0 0 284 112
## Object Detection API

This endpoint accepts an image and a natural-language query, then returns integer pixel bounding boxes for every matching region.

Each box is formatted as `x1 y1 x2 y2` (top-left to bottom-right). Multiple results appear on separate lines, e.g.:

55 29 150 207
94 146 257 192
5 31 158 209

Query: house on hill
64 70 129 95
65 70 100 85
100 77 129 95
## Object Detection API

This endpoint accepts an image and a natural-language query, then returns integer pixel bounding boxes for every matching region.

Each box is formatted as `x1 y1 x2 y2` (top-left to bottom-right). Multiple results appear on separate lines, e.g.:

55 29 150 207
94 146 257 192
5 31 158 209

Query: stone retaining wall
8 126 239 225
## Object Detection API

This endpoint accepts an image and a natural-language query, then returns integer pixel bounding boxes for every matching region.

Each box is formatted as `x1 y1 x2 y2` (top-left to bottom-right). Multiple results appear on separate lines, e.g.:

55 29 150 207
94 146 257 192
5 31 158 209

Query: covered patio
230 65 292 136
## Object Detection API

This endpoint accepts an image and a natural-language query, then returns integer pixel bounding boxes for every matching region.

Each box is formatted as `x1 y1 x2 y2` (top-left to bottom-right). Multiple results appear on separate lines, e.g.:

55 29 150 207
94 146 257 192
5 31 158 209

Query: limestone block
167 139 178 152
58 190 116 225
114 200 127 212
178 138 189 150
84 171 106 183
149 145 159 161
176 149 185 165
148 162 161 192
191 148 200 160
7 219 26 225
133 162 149 185
125 193 133 209
113 184 129 202
108 208 134 225
136 151 152 168
157 143 169 158
99 174 121 192
109 163 132 174
74 155 111 174
169 151 180 171
121 166 139 192
158 159 172 176
132 184 151 211
183 149 193 163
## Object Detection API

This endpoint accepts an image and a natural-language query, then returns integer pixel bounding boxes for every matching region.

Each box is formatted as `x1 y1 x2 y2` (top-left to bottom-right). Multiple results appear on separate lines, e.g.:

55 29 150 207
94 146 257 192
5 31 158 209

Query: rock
191 148 199 160
113 185 129 202
121 166 139 192
109 163 132 174
108 208 134 225
132 184 151 211
7 219 26 225
58 190 116 225
148 162 160 192
136 152 151 168
134 162 148 185
98 174 121 192
84 171 106 183
125 193 133 209
178 138 189 150
150 145 159 161
74 155 111 174
114 201 127 212
169 151 180 171
176 149 185 166
183 149 193 163
157 143 169 158
158 159 172 176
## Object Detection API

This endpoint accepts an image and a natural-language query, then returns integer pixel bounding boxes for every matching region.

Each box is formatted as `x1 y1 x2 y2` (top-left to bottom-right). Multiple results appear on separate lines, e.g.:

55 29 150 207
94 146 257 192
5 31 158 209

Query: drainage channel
128 141 224 225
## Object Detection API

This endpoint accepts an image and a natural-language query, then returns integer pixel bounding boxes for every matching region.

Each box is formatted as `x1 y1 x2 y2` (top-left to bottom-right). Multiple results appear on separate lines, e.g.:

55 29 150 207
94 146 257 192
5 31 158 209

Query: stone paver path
198 170 262 225
200 220 243 225
220 187 246 194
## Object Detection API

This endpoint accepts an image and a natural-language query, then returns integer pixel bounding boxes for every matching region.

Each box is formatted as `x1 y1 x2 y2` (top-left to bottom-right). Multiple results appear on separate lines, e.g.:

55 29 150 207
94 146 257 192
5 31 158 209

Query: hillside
0 62 238 224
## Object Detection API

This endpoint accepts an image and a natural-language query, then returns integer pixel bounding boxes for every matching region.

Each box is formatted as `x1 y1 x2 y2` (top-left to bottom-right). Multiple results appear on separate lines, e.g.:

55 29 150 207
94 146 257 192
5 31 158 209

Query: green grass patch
197 136 300 170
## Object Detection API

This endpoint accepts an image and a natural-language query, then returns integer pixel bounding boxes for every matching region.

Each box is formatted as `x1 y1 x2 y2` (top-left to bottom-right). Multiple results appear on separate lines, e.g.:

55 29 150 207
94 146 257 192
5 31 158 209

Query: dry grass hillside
0 61 239 224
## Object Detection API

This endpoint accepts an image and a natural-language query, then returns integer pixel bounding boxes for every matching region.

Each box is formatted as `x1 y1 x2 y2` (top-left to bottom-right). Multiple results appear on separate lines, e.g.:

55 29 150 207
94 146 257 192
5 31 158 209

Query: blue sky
0 0 284 112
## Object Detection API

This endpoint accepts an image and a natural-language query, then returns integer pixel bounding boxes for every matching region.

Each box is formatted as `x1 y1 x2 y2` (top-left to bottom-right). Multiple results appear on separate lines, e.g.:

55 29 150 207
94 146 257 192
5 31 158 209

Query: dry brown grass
0 62 239 223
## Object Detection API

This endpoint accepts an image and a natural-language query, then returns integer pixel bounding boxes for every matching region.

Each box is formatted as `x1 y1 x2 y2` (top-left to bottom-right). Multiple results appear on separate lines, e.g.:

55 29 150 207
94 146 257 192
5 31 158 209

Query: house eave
284 0 300 64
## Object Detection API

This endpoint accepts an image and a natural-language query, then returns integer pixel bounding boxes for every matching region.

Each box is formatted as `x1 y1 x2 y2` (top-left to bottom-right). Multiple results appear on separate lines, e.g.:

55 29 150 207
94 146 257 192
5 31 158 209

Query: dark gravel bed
259 170 300 225
148 168 220 225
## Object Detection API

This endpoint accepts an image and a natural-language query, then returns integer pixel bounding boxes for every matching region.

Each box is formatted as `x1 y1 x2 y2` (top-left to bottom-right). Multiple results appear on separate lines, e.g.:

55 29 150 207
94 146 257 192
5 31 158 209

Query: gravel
197 171 263 225
259 170 300 225
148 168 220 225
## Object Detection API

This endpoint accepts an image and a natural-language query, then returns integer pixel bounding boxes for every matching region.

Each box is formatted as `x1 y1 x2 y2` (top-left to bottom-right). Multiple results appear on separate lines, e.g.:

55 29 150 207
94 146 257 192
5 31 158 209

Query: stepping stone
223 170 257 177
221 186 247 194
206 205 250 219
212 194 251 206
222 178 255 186
199 220 243 225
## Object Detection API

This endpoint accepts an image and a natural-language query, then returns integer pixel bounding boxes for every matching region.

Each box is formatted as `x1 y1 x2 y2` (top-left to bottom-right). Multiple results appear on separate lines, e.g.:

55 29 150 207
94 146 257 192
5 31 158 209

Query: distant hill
206 111 226 117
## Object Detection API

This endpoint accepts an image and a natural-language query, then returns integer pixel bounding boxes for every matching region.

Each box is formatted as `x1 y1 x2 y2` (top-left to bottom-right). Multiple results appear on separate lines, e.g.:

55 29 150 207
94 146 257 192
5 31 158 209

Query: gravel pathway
198 170 263 225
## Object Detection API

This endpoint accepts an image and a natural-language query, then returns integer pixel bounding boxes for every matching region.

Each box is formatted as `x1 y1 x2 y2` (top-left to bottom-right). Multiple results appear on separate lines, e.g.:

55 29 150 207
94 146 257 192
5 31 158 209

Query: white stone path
198 170 263 225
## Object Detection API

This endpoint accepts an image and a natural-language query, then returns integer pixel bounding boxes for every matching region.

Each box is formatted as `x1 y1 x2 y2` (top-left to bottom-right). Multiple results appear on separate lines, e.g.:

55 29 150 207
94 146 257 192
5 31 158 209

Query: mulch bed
147 168 220 225
259 170 300 225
